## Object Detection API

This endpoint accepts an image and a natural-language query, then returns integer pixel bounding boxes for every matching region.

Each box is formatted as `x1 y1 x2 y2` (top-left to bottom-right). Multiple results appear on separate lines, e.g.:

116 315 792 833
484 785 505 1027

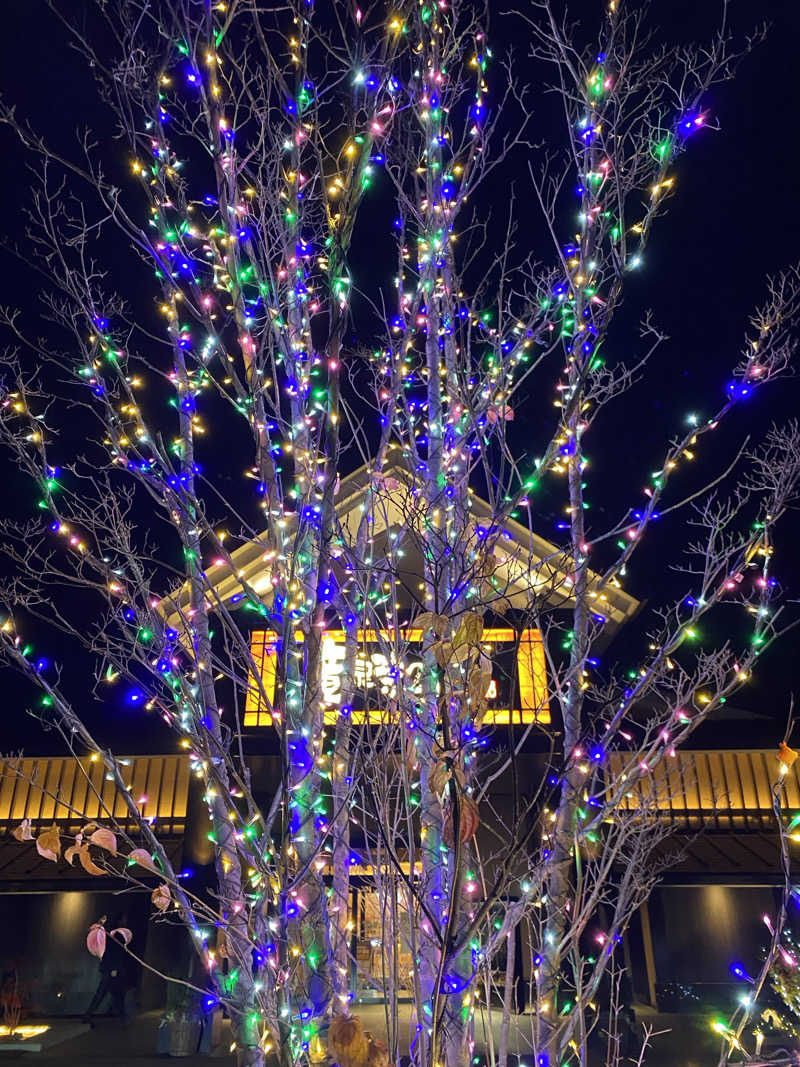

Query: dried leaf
65 833 84 866
429 760 465 801
217 928 230 960
473 698 489 727
151 883 171 912
12 818 33 842
428 762 448 799
415 612 449 637
86 923 106 959
467 668 484 702
36 824 61 863
89 827 117 856
487 404 514 424
453 612 484 651
437 639 471 665
404 732 418 775
432 640 450 667
468 652 493 704
111 927 132 945
77 845 106 876
81 822 99 836
443 794 481 847
778 742 798 769
128 848 159 874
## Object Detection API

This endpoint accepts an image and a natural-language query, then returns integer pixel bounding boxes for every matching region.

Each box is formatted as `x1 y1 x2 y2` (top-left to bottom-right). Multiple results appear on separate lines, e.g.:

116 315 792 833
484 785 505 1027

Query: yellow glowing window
245 628 549 726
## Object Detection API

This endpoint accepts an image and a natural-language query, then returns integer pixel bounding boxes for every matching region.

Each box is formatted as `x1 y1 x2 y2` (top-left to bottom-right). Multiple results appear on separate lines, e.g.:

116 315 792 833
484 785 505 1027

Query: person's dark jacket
99 934 128 982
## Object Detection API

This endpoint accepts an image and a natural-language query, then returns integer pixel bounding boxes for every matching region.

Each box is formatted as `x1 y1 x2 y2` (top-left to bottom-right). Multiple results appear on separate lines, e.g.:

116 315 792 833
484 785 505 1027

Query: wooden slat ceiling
0 755 190 837
607 749 797 831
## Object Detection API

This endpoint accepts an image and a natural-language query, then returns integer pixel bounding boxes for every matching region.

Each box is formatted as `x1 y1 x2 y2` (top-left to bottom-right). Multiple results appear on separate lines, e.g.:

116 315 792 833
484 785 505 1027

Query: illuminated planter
0 1025 51 1051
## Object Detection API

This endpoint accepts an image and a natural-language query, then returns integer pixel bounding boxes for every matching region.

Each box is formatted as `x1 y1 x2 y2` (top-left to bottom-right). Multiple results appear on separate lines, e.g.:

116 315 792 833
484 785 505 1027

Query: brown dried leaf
431 640 449 666
468 653 493 703
452 612 483 651
151 883 171 912
473 699 489 727
89 827 117 856
450 641 472 664
491 596 510 616
467 668 483 702
778 742 798 768
36 824 61 863
77 845 106 876
12 818 33 842
217 928 230 960
64 833 84 865
428 762 449 799
429 760 465 801
442 794 481 847
128 848 159 874
416 612 449 638
434 639 472 667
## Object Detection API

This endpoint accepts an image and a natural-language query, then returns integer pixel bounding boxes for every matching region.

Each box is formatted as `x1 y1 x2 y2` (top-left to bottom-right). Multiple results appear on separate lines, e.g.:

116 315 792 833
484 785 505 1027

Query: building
0 463 794 1020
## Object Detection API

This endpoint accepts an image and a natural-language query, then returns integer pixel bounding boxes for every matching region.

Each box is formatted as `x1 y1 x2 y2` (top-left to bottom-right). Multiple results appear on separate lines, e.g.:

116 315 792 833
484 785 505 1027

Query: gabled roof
163 458 640 635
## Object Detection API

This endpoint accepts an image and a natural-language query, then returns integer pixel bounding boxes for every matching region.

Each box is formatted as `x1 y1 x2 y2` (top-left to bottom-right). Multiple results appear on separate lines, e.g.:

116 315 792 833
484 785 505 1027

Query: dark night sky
0 0 798 754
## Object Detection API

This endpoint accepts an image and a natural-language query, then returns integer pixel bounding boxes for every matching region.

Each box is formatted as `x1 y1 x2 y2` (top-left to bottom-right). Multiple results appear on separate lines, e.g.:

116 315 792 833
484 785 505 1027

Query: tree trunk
497 930 516 1067
330 623 358 1006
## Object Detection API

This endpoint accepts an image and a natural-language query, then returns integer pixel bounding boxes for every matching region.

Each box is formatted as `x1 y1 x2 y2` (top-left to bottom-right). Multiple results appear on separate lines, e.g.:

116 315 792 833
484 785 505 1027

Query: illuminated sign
245 628 549 726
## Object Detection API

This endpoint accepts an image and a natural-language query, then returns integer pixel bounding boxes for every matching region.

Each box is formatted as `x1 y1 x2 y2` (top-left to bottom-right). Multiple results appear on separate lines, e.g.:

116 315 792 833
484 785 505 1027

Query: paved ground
0 1013 232 1065
356 1002 724 1065
0 1006 790 1064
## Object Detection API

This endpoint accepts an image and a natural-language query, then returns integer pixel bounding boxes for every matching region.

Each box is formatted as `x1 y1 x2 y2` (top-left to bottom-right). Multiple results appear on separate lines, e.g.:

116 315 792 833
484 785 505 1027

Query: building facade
0 469 794 1021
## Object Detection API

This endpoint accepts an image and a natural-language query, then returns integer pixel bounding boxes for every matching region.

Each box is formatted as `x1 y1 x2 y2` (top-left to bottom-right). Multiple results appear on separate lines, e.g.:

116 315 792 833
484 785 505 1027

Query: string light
0 1 796 1064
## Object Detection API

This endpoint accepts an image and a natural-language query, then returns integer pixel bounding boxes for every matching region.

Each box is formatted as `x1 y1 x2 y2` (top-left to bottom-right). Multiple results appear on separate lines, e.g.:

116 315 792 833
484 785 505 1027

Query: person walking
83 927 130 1025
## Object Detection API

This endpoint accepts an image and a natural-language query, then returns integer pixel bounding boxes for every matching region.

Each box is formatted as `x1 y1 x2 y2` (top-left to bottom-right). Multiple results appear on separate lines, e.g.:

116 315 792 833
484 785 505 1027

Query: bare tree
0 2 798 1067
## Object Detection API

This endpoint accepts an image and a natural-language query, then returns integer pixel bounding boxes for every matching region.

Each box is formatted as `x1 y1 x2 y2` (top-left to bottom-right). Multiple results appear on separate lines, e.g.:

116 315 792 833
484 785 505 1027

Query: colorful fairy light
0 1 796 1065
